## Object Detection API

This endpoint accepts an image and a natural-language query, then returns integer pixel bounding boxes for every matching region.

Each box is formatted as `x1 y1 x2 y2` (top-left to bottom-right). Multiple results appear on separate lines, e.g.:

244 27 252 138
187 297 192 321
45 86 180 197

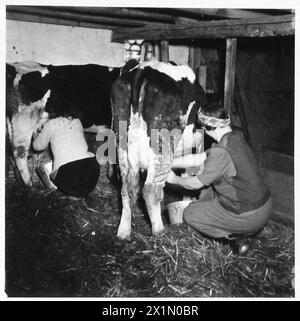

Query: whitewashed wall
6 20 125 67
169 45 189 65
6 20 189 67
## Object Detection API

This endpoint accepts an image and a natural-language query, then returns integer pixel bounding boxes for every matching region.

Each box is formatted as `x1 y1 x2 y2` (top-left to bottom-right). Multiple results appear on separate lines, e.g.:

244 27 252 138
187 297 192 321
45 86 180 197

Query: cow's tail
187 81 208 126
131 68 147 114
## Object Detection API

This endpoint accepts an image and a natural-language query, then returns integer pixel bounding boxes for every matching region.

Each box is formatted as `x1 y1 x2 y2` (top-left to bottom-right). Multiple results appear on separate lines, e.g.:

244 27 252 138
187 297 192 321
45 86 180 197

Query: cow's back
136 67 205 135
45 64 121 128
112 62 207 157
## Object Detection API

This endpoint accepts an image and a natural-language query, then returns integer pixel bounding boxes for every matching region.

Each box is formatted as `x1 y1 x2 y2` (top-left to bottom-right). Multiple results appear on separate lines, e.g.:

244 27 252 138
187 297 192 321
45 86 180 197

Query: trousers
182 189 272 238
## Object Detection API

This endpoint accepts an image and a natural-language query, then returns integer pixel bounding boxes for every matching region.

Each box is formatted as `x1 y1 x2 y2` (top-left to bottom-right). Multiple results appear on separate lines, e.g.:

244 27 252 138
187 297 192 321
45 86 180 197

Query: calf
6 61 121 187
111 60 207 239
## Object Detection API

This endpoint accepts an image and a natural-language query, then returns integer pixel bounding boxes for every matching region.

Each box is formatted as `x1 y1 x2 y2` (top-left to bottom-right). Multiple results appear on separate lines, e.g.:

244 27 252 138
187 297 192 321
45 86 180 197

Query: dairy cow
6 61 121 187
111 60 207 239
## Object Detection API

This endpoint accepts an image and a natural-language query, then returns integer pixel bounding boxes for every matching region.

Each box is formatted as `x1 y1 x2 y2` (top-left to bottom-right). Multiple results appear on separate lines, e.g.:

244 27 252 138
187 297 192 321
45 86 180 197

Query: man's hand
154 169 167 185
166 170 178 184
154 169 178 185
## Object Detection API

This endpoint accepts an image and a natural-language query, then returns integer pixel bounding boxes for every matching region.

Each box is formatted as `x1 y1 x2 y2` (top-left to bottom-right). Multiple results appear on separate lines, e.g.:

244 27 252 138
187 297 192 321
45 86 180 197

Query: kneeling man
156 103 272 240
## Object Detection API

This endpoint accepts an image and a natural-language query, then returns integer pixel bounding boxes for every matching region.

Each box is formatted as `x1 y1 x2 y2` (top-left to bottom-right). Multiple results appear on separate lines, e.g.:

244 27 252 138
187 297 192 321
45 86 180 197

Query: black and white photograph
1 1 297 301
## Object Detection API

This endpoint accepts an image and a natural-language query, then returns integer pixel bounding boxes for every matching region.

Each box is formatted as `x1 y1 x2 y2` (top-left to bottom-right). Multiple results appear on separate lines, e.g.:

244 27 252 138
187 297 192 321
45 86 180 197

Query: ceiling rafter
112 14 295 42
170 8 274 19
47 6 178 23
6 6 175 28
6 6 295 40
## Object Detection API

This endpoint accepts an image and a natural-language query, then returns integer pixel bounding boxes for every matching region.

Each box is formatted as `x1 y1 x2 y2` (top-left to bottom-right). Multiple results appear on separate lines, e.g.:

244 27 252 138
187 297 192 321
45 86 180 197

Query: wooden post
154 42 161 60
188 45 195 69
160 40 169 62
140 41 148 62
224 38 237 115
199 66 207 92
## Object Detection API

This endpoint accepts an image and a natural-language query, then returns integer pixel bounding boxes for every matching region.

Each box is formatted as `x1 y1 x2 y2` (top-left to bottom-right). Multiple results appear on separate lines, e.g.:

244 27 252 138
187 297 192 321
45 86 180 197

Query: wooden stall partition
254 149 294 226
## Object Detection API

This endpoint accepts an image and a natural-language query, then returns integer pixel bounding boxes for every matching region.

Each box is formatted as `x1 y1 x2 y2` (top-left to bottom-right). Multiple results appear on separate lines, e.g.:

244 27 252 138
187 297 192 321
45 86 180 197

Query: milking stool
225 233 254 256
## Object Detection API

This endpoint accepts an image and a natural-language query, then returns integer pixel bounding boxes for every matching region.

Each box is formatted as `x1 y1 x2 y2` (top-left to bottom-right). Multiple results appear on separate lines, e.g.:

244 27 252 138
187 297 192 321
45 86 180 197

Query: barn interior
5 6 295 298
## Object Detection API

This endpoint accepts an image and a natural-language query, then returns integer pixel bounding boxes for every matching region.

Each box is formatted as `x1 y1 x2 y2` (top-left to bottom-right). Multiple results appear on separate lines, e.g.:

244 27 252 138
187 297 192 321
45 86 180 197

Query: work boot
226 234 252 256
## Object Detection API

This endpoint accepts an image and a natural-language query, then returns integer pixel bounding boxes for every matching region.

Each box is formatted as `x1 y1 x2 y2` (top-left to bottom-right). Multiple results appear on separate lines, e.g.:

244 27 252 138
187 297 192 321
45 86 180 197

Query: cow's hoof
152 228 165 237
23 181 33 191
117 232 131 241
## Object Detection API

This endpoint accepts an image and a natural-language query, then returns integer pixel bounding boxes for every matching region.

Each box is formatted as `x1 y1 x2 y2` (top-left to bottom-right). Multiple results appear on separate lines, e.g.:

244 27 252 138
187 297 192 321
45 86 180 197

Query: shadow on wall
190 37 294 156
236 36 294 156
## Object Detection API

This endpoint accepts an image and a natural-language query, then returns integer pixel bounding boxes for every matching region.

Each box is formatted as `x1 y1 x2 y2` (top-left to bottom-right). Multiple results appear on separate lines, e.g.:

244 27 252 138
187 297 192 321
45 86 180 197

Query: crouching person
32 100 100 200
156 103 272 254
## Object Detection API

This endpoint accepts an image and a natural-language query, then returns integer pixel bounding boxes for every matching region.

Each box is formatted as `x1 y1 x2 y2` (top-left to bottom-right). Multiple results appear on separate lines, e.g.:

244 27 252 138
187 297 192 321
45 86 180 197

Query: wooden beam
171 8 275 19
50 6 177 23
6 11 118 30
7 6 147 27
160 40 169 62
112 14 294 42
224 38 237 116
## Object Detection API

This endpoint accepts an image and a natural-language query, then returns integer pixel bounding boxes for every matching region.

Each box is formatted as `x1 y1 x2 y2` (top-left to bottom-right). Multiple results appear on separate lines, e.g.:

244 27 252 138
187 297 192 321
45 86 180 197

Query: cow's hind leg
116 147 140 240
117 148 131 239
143 150 171 236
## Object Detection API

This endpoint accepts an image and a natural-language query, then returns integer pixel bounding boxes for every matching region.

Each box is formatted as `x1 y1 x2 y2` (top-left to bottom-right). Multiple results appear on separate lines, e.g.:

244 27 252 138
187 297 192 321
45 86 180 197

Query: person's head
45 94 81 120
197 103 231 140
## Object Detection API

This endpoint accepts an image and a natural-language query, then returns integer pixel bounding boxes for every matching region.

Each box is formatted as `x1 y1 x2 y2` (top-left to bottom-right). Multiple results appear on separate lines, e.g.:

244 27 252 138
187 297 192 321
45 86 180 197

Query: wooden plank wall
254 150 294 224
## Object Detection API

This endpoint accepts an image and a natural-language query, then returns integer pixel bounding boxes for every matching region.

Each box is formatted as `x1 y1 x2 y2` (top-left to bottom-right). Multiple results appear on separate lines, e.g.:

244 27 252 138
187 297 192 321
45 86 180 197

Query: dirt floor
5 135 294 298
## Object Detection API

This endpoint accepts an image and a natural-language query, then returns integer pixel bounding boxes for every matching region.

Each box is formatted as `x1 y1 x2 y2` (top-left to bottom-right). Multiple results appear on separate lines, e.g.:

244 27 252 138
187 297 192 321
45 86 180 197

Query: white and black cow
111 60 207 239
6 61 121 187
